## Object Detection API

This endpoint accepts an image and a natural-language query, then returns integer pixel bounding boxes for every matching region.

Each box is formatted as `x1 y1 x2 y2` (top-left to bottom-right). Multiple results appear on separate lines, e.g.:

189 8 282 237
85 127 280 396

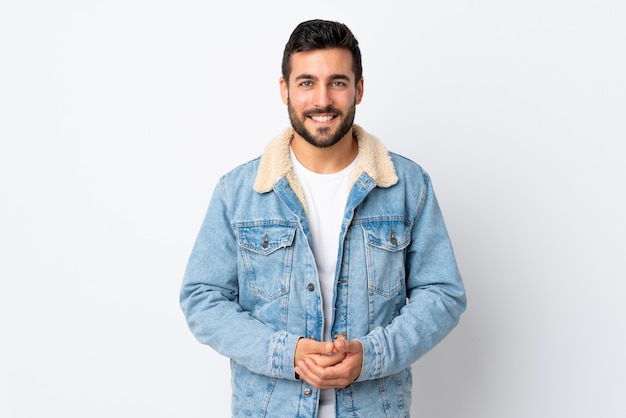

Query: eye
330 81 347 88
299 80 313 88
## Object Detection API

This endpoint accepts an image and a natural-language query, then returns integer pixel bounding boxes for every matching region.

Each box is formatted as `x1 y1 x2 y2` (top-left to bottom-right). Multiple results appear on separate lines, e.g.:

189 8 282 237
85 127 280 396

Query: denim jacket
180 125 466 417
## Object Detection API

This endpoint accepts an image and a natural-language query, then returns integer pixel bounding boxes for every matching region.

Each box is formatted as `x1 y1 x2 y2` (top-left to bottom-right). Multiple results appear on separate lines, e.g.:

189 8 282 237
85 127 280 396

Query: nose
312 85 332 108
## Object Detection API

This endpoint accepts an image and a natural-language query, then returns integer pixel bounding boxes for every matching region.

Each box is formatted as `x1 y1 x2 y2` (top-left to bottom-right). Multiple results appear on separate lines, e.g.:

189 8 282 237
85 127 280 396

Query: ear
279 76 289 105
355 77 364 105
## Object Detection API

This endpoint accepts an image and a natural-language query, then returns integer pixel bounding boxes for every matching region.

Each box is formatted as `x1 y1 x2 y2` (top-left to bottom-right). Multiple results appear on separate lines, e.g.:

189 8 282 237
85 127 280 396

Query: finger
311 351 346 368
296 367 354 389
295 359 330 388
303 338 328 353
296 358 356 389
295 338 336 366
333 337 363 354
319 352 363 385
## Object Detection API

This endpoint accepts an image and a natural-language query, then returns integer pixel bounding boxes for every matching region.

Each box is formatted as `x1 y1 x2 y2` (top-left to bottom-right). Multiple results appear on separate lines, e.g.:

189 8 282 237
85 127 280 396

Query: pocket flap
363 220 410 251
238 224 296 255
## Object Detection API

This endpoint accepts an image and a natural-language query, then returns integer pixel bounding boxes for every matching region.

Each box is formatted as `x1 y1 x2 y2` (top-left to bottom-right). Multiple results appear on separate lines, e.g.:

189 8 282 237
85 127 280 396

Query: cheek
290 94 312 110
333 96 354 111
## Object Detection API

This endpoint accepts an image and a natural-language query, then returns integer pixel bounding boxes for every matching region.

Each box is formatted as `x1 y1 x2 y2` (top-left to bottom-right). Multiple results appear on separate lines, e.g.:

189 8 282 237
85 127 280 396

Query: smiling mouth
309 115 335 122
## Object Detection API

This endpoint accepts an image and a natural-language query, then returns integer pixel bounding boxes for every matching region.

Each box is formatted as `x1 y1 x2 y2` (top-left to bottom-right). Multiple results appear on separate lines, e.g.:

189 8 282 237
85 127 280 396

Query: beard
287 99 356 148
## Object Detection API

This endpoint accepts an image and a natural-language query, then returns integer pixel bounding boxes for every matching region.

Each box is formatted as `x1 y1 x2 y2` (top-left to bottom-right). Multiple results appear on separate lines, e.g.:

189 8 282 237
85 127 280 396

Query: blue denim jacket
180 125 466 417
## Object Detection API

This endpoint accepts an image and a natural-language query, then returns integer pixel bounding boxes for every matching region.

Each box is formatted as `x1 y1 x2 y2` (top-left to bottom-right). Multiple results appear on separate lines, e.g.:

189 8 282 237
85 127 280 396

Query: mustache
305 106 341 116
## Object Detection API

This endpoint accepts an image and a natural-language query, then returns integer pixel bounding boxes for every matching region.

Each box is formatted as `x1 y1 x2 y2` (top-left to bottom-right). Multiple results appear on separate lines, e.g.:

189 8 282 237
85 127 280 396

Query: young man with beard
180 19 466 417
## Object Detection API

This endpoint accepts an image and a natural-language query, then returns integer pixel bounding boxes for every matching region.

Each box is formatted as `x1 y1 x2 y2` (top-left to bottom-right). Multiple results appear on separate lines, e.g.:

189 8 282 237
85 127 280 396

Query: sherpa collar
253 124 398 208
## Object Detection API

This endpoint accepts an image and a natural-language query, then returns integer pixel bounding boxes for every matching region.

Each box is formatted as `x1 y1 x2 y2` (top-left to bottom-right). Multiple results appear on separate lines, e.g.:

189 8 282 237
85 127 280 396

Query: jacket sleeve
179 177 300 380
356 172 467 381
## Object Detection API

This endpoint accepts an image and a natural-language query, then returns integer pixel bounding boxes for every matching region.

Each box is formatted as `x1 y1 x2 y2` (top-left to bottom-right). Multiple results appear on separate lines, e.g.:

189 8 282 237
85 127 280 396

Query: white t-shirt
290 147 357 418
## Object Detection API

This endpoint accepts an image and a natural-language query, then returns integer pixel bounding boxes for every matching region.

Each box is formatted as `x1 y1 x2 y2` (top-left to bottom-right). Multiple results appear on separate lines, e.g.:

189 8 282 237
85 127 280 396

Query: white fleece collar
253 124 398 208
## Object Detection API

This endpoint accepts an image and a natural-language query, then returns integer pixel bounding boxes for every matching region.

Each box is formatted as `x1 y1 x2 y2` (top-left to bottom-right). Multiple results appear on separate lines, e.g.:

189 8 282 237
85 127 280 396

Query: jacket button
307 283 315 291
303 388 312 396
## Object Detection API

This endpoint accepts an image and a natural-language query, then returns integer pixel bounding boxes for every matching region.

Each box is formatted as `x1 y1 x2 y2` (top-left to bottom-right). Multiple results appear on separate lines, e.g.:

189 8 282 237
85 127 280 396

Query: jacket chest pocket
362 220 411 298
236 224 297 301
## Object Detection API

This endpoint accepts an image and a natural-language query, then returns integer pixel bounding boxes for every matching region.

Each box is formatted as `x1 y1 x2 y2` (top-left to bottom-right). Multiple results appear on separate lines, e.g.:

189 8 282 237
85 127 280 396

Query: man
180 19 466 417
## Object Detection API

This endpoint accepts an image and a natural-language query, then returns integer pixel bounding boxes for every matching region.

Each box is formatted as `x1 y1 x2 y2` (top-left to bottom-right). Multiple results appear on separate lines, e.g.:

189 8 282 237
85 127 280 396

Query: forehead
289 48 355 81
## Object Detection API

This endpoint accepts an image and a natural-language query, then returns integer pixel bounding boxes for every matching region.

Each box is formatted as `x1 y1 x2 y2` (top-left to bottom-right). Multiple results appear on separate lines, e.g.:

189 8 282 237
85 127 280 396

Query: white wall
1 1 624 417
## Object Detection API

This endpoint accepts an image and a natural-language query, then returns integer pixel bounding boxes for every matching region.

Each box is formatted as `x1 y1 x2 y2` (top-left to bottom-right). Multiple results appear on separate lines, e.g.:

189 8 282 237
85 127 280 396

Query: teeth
311 115 333 122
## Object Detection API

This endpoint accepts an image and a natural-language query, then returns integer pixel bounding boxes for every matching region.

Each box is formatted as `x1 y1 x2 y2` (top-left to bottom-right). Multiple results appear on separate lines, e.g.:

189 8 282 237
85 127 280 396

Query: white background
1 1 624 417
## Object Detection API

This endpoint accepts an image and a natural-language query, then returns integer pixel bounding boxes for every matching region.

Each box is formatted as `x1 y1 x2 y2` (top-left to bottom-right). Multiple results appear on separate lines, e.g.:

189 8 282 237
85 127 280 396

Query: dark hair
281 19 362 85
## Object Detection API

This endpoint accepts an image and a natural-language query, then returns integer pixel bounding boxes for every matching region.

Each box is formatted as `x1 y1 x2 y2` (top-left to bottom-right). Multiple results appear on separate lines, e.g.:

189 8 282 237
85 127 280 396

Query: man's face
280 48 364 148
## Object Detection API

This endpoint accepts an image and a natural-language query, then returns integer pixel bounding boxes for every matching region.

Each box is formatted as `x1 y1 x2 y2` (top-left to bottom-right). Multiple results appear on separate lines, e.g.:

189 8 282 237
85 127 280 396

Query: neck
291 129 358 174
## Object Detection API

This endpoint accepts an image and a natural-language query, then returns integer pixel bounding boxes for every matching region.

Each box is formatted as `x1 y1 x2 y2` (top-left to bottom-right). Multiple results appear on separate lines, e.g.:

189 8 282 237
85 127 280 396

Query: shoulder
388 152 430 185
220 156 262 183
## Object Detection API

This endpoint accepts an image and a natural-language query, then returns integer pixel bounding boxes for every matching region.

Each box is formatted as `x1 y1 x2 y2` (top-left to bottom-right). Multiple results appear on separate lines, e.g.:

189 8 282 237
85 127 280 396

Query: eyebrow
294 73 352 82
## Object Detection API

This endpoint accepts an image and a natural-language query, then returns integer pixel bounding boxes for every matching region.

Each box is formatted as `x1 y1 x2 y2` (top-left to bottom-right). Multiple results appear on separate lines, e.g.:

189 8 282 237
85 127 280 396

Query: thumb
334 337 362 354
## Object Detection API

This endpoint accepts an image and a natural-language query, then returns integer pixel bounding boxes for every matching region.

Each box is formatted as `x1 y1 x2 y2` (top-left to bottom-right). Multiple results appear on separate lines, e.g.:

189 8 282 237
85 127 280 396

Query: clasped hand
294 336 363 389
